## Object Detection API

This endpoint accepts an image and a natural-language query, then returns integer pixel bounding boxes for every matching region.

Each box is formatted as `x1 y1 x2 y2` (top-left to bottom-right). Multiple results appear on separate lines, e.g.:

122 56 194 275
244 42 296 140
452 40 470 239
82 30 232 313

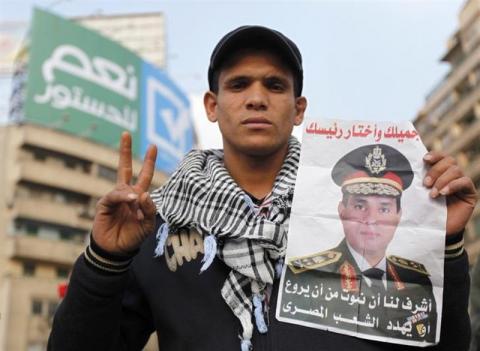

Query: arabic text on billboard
24 8 195 173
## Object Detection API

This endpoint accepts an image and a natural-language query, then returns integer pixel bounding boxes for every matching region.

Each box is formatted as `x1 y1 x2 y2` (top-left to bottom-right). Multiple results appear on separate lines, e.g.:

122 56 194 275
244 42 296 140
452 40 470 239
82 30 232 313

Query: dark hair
341 193 402 213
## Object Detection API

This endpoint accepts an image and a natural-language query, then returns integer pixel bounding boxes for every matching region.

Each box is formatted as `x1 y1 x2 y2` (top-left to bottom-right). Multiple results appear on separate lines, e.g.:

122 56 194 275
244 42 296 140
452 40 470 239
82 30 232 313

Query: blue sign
141 61 195 174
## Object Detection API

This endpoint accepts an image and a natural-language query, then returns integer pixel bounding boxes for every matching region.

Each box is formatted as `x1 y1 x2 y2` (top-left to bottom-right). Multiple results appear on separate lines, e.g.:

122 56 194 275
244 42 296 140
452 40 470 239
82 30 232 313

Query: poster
276 119 446 346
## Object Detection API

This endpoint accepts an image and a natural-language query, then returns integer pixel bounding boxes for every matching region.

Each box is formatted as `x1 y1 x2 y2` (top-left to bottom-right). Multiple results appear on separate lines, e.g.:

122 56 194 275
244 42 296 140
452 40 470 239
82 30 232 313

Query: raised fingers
136 144 158 192
117 132 133 185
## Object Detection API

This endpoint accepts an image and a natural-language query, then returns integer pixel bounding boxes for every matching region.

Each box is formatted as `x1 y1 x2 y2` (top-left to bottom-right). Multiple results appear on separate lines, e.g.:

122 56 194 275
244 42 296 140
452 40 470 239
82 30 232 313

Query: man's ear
293 96 307 126
204 91 218 123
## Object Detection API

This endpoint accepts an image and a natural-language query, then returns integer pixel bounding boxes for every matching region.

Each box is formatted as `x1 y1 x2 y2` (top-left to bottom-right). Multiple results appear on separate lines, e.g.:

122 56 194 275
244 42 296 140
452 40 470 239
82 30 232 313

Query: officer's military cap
331 144 413 197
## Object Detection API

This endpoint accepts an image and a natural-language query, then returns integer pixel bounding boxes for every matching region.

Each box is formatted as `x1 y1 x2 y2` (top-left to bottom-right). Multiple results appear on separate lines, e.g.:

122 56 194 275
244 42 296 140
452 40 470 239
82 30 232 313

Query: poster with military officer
276 119 445 346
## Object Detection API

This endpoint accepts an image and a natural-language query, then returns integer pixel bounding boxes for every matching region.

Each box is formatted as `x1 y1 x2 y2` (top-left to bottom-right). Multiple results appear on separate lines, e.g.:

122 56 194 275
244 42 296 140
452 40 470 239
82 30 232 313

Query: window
31 299 42 315
17 181 90 206
23 145 92 174
59 230 70 241
23 262 36 277
33 150 47 161
428 93 456 125
82 163 92 174
461 112 477 128
64 159 76 169
38 226 60 240
25 223 38 236
14 219 87 243
56 267 69 279
53 192 67 203
98 165 117 182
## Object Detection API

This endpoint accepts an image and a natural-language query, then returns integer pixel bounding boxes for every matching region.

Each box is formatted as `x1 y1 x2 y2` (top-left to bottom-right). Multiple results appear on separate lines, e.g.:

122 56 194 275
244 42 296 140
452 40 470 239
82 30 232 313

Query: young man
48 26 477 351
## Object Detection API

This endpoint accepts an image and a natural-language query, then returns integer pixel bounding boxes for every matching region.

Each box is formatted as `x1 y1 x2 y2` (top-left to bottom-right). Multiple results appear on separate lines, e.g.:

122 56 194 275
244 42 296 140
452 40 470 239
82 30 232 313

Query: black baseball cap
208 25 303 96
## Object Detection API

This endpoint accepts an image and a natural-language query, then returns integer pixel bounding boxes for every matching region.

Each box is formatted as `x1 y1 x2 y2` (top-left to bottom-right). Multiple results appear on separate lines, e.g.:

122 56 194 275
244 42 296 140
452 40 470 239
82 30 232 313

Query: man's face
204 51 306 157
338 194 402 258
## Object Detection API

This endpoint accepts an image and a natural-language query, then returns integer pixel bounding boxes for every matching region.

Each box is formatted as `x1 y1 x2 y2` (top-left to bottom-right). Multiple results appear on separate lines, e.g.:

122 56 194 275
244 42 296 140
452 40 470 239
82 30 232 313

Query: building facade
0 124 167 350
414 0 480 261
76 12 166 69
0 12 171 351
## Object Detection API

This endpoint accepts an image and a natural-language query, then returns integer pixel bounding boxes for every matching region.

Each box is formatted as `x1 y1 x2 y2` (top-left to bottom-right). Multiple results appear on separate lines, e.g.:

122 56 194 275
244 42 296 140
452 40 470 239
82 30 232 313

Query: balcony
19 159 113 198
14 198 93 231
423 84 480 147
448 118 480 154
424 43 480 113
5 235 85 265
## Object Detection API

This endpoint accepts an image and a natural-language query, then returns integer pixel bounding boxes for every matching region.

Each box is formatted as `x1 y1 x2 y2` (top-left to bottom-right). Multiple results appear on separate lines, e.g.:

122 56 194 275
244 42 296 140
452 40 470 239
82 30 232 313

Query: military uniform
280 239 437 342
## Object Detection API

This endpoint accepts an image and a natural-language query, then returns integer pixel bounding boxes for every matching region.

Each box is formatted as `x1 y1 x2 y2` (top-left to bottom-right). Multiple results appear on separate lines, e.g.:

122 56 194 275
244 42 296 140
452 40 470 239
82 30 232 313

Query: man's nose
361 209 378 225
245 83 268 111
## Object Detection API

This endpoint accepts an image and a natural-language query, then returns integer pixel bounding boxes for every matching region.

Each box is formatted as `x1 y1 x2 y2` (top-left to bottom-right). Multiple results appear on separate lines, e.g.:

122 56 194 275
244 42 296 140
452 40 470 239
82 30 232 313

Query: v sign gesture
92 132 158 255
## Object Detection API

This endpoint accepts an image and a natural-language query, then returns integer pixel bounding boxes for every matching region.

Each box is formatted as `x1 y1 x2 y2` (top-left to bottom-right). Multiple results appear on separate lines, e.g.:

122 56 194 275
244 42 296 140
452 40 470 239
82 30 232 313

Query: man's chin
360 245 387 259
237 138 288 157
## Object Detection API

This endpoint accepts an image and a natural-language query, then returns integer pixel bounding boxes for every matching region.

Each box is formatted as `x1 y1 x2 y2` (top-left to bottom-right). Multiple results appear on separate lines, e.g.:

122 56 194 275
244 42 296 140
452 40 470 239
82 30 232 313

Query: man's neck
344 240 385 269
223 144 288 199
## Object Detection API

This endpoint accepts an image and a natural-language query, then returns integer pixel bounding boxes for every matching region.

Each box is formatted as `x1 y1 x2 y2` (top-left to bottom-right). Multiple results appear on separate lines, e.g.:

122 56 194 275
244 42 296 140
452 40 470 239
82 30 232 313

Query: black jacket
48 221 470 351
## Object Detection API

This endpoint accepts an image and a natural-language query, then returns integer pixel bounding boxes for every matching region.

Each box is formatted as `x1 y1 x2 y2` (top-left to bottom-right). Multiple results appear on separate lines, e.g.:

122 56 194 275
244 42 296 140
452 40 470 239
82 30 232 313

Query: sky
0 0 465 147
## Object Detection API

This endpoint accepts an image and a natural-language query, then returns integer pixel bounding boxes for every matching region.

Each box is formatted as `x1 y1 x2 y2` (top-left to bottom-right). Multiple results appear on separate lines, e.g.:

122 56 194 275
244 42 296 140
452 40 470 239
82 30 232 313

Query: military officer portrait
280 144 437 343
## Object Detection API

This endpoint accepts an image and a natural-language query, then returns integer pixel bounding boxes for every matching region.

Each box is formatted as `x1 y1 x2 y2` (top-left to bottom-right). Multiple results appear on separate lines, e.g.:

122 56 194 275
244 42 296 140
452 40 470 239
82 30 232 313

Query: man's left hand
423 152 477 236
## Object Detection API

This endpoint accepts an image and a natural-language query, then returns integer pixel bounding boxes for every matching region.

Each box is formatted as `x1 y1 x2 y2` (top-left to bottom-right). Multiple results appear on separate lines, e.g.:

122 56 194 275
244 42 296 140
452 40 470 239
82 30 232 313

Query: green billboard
25 9 141 155
20 9 195 173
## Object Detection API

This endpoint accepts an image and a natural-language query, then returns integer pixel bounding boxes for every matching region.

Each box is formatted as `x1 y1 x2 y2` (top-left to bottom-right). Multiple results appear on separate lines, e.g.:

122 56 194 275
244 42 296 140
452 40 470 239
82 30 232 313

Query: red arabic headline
305 122 419 143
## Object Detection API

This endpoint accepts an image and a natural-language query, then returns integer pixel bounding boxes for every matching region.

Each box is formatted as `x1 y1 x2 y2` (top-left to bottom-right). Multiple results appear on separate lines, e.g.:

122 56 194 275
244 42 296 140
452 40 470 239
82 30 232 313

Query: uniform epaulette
387 255 429 275
287 250 342 274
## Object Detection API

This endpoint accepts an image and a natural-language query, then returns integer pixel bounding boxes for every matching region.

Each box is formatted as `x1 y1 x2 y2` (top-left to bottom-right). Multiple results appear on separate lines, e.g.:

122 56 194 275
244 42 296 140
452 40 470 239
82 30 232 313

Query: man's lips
241 117 272 128
360 231 378 237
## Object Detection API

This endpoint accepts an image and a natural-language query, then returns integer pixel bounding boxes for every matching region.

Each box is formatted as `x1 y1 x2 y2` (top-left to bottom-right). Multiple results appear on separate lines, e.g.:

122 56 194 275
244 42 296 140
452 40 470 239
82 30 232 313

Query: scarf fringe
275 258 284 279
238 311 254 351
200 235 217 273
240 339 252 351
253 293 268 333
154 222 169 257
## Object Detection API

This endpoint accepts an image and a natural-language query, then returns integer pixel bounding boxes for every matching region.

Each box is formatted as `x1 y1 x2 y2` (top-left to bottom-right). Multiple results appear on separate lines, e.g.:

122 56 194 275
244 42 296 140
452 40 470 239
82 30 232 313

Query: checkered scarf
150 137 300 349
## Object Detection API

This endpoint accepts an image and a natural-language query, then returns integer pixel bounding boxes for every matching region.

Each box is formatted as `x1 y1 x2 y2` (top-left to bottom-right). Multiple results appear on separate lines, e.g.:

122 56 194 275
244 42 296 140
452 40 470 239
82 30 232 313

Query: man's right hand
92 132 158 255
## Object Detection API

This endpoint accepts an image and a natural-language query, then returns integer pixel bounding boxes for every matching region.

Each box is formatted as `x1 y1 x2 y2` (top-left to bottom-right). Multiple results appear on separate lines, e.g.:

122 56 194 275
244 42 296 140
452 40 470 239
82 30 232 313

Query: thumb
139 192 157 219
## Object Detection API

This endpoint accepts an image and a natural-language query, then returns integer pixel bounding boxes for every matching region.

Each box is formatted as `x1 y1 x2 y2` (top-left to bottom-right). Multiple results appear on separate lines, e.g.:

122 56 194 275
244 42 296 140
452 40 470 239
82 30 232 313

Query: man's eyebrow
264 74 287 80
221 75 252 87
353 198 367 203
224 75 250 82
264 75 290 83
